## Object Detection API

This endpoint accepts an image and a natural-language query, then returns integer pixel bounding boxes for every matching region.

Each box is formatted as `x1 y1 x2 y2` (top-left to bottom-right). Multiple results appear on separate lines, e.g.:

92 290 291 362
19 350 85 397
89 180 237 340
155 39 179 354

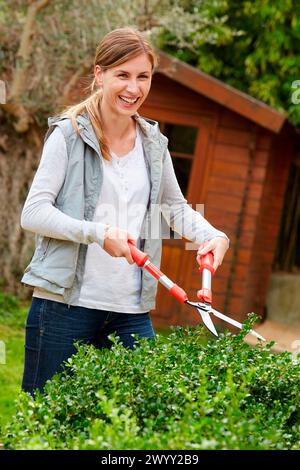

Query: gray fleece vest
21 112 168 310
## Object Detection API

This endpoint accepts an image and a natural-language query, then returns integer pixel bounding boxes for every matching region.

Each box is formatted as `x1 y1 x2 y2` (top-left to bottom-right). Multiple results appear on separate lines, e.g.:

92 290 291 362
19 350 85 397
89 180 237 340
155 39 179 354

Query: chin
117 107 139 116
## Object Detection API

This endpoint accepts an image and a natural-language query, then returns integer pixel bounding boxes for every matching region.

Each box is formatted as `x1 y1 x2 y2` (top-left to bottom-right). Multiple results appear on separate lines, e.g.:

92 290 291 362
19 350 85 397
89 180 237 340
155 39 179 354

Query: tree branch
1 102 34 133
58 59 92 107
5 0 50 132
9 0 50 101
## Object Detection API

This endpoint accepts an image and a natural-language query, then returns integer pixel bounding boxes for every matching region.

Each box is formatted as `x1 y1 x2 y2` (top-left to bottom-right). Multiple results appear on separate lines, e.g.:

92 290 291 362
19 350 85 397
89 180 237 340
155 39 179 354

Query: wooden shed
138 50 299 332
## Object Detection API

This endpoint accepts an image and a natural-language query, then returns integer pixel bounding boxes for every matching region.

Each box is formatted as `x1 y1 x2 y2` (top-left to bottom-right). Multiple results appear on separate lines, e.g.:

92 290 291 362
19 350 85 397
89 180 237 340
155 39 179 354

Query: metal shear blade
210 307 266 342
187 301 218 337
197 307 219 337
187 301 266 341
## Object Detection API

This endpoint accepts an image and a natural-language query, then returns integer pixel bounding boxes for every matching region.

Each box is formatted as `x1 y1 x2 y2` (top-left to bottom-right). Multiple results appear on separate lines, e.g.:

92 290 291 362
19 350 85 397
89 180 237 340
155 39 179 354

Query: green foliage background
158 0 300 126
2 0 298 126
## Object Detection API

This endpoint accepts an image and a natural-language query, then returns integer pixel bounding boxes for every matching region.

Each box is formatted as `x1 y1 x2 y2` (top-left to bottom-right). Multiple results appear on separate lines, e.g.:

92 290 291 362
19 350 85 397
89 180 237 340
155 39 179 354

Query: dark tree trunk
0 111 44 298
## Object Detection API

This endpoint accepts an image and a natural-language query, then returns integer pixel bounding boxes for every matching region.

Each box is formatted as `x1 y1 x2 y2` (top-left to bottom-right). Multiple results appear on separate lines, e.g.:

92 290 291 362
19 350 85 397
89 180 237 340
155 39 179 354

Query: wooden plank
227 296 245 319
256 132 273 151
234 263 250 279
206 207 239 225
216 127 252 147
248 182 264 200
210 292 226 312
251 166 267 183
214 261 250 281
211 277 228 294
258 221 282 237
216 260 232 278
206 192 243 213
238 232 256 249
211 160 249 180
253 149 269 166
147 72 219 114
219 108 251 130
241 215 258 232
243 198 261 217
154 244 183 319
208 176 246 195
236 249 252 264
213 143 250 164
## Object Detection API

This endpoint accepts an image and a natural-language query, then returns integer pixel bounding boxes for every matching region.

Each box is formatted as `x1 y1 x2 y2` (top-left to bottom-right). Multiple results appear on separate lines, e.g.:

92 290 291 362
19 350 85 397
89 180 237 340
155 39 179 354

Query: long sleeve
161 149 229 246
20 126 107 247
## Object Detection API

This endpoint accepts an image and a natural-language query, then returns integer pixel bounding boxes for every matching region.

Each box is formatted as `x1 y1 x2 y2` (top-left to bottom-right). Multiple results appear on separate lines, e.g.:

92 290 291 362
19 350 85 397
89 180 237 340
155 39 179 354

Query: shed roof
156 50 286 134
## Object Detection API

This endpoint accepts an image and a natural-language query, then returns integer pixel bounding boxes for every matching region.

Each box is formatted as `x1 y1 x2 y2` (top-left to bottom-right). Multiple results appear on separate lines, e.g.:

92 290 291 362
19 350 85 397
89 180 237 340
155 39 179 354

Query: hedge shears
128 240 265 341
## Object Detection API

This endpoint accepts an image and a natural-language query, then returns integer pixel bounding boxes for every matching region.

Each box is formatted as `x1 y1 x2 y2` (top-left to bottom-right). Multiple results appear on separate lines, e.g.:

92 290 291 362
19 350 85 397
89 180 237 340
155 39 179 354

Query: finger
213 255 223 272
124 247 134 265
213 261 219 272
197 241 214 256
197 242 205 252
127 233 137 245
196 254 201 265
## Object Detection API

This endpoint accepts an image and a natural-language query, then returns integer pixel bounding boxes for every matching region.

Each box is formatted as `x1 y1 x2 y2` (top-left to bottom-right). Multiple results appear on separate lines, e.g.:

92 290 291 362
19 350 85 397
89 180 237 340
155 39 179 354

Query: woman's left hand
196 237 229 272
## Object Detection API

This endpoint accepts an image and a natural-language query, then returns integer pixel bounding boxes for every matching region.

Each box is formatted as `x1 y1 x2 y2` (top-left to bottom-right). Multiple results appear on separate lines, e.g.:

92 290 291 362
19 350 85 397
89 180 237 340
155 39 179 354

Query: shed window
159 122 198 197
274 151 300 272
164 123 197 155
159 121 198 240
172 157 193 197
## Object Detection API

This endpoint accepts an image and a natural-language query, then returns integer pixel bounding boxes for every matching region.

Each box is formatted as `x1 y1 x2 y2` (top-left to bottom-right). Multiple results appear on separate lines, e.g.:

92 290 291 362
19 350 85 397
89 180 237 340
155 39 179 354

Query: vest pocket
37 240 80 288
39 237 51 261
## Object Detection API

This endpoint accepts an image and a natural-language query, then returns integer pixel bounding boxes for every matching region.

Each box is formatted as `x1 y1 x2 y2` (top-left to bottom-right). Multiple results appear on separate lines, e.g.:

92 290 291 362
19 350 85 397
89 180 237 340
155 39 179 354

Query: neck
100 101 136 142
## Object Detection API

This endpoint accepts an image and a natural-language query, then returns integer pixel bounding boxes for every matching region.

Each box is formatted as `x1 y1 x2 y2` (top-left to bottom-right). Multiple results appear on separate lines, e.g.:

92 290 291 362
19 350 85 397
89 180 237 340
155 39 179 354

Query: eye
117 73 149 79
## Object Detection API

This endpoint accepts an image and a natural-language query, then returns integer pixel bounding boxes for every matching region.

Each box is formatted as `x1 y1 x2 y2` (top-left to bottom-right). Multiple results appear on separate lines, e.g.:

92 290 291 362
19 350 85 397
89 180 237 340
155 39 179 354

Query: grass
0 324 24 429
0 295 29 433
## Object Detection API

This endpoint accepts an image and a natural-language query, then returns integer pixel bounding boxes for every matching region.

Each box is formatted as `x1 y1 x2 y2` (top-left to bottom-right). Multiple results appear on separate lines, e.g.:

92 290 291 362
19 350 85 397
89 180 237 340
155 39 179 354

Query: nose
126 79 139 94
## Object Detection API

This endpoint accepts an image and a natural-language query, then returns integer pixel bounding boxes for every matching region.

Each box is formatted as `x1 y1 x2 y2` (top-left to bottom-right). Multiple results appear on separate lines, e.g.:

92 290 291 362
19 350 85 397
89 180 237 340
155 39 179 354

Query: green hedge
3 316 300 450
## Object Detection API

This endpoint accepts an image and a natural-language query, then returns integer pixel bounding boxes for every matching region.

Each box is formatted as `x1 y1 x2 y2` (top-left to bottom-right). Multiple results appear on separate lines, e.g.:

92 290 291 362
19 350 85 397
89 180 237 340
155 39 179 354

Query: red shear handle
128 240 148 267
169 285 188 304
128 241 188 304
198 241 215 275
197 288 212 304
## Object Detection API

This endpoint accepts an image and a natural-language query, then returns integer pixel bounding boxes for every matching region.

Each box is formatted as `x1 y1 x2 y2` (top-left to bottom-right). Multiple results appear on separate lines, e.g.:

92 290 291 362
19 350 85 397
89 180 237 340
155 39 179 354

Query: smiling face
94 53 153 117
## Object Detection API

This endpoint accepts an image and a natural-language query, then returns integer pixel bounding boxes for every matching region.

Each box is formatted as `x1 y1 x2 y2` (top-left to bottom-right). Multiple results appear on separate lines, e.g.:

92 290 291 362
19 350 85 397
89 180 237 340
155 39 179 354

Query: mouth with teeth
118 95 140 106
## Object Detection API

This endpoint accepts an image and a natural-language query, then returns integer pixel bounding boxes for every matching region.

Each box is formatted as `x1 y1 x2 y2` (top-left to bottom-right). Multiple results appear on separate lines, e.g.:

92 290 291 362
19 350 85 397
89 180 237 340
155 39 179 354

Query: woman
20 27 229 396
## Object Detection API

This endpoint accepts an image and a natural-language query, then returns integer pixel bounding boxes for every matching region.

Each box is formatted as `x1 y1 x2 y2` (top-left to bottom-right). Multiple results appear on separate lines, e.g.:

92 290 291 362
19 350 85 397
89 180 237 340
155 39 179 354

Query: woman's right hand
103 226 136 264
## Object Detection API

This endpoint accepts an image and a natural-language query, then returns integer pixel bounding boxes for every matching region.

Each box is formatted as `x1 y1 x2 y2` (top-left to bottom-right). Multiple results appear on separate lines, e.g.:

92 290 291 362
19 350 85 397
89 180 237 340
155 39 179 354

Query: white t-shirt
77 126 150 312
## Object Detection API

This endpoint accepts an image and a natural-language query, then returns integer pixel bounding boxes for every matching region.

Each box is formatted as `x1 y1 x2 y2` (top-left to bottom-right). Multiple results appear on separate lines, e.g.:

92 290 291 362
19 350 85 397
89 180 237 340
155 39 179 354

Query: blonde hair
60 27 158 161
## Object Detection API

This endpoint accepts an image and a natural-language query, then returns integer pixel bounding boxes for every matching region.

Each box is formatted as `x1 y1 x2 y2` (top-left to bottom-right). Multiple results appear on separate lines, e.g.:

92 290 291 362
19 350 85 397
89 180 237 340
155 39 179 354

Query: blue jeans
22 298 155 396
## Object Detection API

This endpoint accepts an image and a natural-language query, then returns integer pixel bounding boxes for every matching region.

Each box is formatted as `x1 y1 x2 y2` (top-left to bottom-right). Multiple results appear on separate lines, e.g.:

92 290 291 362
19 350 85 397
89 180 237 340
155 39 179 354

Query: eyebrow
115 70 151 74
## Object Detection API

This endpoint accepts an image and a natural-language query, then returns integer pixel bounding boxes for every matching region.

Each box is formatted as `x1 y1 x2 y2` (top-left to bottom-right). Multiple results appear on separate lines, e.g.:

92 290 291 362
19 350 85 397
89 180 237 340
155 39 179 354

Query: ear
94 65 103 87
